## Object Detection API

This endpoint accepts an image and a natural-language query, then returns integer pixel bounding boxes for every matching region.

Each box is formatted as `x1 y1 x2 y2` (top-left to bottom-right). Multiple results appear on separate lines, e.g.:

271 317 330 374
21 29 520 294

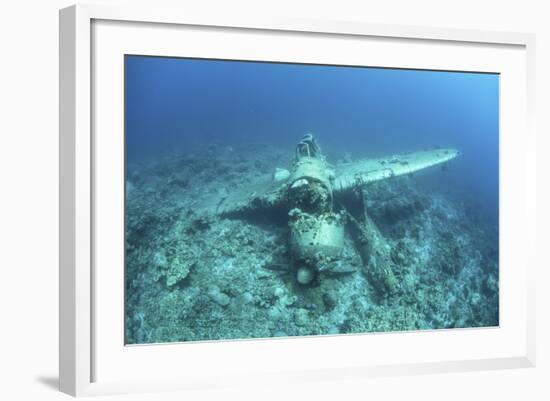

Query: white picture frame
59 4 536 397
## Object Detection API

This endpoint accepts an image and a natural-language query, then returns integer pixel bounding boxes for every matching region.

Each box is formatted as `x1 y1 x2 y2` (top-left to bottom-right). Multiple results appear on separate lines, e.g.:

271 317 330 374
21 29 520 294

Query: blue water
124 55 500 343
126 55 499 221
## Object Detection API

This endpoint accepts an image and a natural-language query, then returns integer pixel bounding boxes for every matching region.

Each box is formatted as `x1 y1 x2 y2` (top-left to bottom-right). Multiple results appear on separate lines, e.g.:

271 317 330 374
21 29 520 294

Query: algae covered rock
150 242 196 287
208 286 231 307
294 308 309 327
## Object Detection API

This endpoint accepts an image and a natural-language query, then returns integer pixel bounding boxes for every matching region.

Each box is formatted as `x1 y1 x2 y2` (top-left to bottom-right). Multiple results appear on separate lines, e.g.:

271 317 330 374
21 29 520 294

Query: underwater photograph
124 55 499 344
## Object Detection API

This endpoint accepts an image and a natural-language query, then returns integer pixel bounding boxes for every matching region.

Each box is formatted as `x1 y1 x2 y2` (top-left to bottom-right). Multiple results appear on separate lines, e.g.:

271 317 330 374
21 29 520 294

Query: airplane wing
210 148 459 215
203 174 289 216
332 148 460 193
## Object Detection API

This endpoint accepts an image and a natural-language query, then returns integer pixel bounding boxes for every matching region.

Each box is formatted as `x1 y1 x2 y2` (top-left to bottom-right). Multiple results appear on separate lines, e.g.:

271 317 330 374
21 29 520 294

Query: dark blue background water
125 56 499 223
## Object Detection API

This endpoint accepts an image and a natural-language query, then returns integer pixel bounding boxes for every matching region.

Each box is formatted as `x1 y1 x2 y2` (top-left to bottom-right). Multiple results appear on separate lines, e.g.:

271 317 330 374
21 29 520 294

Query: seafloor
125 142 499 344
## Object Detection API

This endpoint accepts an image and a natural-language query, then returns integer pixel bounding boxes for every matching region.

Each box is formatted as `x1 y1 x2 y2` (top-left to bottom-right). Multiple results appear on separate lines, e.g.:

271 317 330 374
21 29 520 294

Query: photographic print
124 55 499 344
